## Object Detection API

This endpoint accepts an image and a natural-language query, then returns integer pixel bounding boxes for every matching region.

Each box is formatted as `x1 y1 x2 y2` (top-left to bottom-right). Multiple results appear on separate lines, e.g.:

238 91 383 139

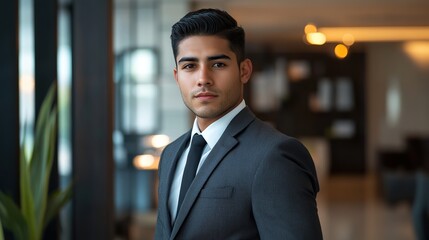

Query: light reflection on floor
318 174 415 240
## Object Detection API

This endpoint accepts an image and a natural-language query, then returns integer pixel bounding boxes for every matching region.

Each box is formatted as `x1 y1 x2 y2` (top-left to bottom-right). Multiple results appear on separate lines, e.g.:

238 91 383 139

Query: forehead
176 35 234 59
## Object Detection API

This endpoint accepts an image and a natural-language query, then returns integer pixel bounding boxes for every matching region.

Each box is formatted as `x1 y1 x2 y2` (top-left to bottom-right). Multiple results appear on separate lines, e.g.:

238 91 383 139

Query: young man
155 8 323 239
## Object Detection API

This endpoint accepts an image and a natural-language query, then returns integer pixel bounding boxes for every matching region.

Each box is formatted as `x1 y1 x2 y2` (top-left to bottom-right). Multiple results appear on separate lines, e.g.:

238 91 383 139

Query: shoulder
245 118 320 191
245 116 292 142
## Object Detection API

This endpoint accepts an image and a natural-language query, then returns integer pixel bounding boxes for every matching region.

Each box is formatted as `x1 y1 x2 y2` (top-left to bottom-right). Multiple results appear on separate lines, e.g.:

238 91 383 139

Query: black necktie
177 134 206 212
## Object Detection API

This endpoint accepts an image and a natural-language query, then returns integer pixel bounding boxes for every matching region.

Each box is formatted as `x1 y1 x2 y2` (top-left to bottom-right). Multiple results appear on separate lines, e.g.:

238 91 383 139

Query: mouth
194 91 217 100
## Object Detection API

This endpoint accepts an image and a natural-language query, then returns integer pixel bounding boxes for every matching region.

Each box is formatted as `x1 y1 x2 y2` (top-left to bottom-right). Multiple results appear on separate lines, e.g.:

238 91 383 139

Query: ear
240 59 253 84
173 67 178 83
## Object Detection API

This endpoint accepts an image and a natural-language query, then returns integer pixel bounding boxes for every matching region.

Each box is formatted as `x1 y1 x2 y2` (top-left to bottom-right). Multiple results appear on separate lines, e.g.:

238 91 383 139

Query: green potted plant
0 218 4 240
0 84 72 240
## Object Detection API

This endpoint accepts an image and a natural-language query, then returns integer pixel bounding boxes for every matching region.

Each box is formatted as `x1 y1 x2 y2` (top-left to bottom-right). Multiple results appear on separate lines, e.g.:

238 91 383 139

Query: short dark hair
171 8 246 64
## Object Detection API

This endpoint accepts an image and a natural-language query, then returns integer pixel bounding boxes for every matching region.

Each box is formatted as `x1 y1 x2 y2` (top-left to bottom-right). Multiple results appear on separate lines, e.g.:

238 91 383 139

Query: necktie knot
191 134 206 150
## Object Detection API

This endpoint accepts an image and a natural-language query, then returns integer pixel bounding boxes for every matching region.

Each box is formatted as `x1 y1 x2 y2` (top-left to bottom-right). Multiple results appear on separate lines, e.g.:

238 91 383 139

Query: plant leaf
2 83 68 240
43 183 73 229
0 192 29 240
37 107 57 237
0 216 4 240
20 141 37 240
30 83 56 234
29 84 57 240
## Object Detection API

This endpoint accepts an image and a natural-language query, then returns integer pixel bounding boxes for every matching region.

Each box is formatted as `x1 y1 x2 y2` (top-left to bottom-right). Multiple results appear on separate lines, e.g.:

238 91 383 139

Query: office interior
1 0 428 239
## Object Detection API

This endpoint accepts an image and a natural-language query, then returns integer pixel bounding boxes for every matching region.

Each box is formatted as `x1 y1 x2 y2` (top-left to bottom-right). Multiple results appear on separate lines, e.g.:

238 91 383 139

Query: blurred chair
411 137 429 240
412 171 429 240
377 150 415 204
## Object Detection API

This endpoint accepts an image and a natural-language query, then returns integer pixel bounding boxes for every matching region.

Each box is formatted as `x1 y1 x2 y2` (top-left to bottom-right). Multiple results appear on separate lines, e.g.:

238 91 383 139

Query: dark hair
171 8 245 64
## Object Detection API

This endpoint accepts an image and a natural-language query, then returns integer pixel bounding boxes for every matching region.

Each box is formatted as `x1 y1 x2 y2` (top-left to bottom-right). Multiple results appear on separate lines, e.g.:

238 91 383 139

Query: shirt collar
191 100 246 150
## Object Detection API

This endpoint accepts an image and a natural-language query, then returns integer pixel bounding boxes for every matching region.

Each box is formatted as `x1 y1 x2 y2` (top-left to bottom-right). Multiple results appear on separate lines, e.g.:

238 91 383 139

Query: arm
252 138 323 240
154 147 169 240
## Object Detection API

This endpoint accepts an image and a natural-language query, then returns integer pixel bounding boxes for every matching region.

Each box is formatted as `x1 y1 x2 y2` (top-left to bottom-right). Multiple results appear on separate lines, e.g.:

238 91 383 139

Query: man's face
174 35 252 131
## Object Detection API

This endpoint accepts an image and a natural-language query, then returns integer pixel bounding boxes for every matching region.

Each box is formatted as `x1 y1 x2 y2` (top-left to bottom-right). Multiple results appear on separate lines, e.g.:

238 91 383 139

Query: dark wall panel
72 0 114 239
0 1 20 239
0 0 20 205
34 0 59 238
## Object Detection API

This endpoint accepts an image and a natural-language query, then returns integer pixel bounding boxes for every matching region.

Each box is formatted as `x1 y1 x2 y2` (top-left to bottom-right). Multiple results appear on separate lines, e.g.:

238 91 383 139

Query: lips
195 91 217 100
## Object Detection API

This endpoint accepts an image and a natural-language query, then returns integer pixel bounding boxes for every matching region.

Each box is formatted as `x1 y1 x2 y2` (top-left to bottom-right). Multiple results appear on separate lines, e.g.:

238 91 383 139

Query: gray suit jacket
155 107 322 240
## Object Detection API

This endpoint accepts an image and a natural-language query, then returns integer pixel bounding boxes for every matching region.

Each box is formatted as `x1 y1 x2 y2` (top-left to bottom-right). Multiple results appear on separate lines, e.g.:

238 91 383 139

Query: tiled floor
318 174 416 240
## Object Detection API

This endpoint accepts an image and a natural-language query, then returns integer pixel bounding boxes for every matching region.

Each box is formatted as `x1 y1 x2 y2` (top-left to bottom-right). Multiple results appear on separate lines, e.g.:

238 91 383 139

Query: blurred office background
1 0 428 239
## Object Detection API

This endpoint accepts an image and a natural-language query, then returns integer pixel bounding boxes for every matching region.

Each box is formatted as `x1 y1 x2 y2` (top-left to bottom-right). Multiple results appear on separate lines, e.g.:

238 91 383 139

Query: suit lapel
158 132 191 236
170 107 255 239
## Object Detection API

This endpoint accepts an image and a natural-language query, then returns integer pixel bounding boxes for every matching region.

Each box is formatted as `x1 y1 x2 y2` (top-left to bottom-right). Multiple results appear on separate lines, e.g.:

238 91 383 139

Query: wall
366 42 429 172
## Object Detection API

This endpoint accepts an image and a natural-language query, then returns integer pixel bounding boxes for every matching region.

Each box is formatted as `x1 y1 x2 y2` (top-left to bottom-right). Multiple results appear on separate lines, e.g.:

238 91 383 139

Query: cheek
177 79 193 96
177 82 188 93
177 72 194 85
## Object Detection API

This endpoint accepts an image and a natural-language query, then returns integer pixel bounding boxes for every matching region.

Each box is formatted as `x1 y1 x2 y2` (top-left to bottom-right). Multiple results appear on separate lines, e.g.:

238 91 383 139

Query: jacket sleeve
154 147 169 240
251 137 323 240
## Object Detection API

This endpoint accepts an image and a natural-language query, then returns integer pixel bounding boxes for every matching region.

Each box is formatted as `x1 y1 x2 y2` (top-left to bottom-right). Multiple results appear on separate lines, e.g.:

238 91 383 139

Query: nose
197 66 213 86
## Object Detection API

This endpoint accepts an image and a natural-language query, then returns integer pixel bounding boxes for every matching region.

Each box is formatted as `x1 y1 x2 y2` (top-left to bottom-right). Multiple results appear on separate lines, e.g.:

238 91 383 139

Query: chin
194 108 221 119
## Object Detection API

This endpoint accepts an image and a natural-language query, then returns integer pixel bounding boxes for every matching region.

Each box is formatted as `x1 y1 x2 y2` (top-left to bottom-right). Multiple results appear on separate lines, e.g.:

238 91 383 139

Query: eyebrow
208 54 231 61
178 54 231 64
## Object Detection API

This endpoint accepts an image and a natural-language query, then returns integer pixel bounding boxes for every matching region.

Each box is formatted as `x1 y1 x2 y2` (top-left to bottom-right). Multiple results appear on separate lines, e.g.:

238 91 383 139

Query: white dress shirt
168 100 246 223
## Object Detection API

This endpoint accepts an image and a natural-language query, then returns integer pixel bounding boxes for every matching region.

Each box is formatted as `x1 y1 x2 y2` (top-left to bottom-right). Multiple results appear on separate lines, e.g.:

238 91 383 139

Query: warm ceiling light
342 33 355 46
319 27 429 42
334 44 348 59
306 32 326 45
304 23 317 34
145 134 170 148
403 41 429 67
133 154 159 170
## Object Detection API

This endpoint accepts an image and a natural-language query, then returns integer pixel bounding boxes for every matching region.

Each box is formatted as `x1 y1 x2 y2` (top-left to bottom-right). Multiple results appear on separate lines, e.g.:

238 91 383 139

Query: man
155 8 322 240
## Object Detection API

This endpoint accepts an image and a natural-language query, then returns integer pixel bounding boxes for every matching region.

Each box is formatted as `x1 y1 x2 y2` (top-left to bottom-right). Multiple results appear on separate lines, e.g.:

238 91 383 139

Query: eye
213 62 226 68
182 63 196 70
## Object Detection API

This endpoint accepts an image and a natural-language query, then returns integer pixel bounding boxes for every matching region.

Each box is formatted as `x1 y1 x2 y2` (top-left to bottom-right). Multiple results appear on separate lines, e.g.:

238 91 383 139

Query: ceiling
191 0 429 51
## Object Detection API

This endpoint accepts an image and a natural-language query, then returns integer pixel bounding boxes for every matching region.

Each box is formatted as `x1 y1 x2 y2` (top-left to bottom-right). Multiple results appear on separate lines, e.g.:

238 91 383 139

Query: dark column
0 0 20 239
34 0 58 110
34 0 59 239
72 0 114 239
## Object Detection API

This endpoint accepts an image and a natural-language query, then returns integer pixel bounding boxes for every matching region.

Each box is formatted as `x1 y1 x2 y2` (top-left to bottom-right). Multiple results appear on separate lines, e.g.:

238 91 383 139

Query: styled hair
171 8 245 64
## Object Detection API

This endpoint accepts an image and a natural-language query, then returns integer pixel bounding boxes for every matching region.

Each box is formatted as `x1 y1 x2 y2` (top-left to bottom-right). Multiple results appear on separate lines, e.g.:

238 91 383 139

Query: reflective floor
318 174 415 240
124 174 416 240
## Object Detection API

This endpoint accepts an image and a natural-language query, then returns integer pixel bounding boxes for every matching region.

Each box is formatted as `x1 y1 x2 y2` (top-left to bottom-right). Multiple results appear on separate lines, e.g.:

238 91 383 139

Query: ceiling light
133 154 159 170
306 32 326 45
334 44 348 59
403 41 429 67
319 27 429 42
304 23 317 34
342 33 355 46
